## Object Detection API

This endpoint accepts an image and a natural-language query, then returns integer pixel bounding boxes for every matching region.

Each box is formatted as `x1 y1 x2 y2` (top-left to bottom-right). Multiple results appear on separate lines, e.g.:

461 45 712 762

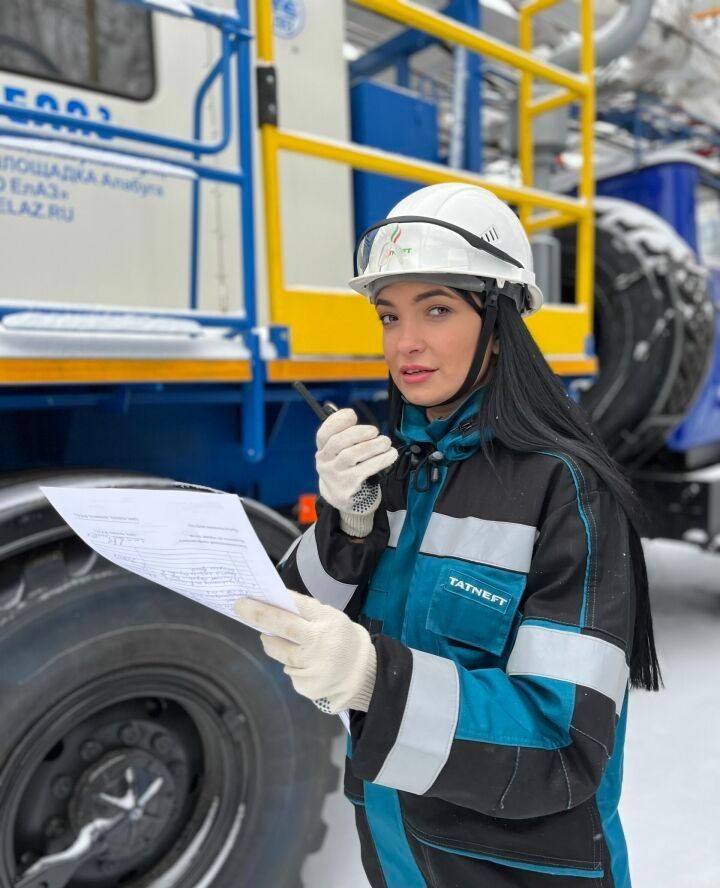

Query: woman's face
374 281 496 419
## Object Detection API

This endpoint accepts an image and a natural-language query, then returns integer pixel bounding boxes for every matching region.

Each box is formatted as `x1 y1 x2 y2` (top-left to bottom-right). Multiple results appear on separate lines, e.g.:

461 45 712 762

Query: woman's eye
379 307 450 325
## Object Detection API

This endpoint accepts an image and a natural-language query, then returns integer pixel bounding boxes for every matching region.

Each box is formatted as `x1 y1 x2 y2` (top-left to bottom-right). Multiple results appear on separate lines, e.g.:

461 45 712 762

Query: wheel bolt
44 817 67 839
119 723 141 745
51 775 73 800
151 733 173 756
80 740 103 762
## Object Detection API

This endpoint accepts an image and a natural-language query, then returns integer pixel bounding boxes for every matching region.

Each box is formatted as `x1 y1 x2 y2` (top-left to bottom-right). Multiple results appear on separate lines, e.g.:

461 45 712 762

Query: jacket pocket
425 565 523 657
401 794 606 879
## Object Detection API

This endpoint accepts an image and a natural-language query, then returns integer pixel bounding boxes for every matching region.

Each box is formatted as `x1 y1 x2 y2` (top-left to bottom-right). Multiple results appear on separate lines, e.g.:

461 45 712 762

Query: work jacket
279 393 634 888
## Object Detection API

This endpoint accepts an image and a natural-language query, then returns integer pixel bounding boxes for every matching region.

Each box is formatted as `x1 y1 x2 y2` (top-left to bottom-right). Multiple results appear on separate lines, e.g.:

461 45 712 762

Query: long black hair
388 292 662 691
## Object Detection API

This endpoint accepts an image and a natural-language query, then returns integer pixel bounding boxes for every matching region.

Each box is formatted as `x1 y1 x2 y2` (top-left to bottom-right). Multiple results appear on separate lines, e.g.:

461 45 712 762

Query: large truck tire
559 198 715 467
0 475 339 888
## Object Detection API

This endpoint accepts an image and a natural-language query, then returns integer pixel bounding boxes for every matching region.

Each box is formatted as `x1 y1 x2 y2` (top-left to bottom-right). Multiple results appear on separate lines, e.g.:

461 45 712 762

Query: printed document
40 486 299 620
41 486 350 732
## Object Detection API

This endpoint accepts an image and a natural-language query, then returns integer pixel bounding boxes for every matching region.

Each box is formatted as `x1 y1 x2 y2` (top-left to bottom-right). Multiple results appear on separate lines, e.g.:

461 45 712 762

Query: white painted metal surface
0 0 353 321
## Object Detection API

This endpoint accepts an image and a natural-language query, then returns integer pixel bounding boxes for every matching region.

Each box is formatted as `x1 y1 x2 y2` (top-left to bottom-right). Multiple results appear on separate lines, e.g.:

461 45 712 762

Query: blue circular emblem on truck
273 0 305 39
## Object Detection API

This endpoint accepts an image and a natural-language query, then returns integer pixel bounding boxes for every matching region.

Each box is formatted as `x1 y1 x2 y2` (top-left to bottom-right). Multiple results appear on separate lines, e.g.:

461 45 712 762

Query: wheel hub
4 666 254 888
69 749 175 863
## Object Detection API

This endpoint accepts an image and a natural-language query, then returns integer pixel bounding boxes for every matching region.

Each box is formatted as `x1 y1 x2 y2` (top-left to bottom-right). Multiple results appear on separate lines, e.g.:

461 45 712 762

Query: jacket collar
397 388 486 462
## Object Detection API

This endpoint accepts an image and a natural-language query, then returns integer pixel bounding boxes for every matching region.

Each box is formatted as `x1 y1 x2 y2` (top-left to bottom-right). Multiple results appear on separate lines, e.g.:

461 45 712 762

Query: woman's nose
395 323 425 355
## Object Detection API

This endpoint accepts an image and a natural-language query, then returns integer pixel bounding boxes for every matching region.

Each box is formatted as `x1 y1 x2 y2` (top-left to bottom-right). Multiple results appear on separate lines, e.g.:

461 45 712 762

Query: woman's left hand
234 591 377 715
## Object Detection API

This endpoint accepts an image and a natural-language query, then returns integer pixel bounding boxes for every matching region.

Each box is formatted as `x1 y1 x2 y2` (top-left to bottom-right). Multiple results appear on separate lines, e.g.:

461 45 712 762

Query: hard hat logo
377 224 413 271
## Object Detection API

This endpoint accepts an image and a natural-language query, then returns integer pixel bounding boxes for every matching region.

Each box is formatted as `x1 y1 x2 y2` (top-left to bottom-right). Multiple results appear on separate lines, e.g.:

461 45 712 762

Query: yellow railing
256 0 596 375
519 0 595 310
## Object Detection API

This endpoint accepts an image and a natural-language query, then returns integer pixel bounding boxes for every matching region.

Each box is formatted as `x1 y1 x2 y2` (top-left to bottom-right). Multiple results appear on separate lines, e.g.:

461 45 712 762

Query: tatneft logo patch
444 571 511 613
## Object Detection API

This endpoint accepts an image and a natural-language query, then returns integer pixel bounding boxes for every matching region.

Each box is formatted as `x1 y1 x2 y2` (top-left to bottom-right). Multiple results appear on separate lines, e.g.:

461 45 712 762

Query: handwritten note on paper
39 486 299 621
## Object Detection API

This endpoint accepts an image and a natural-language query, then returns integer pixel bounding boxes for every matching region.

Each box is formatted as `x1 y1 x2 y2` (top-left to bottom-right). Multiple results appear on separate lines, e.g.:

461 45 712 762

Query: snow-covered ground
302 540 720 888
622 539 720 888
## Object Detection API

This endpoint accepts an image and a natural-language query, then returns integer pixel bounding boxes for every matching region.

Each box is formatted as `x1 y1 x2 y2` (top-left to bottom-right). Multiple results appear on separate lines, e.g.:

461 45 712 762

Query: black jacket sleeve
278 497 390 617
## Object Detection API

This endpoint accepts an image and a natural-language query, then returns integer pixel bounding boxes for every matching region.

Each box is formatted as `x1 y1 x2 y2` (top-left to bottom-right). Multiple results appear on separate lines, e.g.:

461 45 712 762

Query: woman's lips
400 369 437 384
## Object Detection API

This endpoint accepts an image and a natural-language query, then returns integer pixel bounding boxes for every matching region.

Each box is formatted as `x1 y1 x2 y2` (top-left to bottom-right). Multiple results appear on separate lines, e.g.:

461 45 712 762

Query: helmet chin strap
427 290 499 410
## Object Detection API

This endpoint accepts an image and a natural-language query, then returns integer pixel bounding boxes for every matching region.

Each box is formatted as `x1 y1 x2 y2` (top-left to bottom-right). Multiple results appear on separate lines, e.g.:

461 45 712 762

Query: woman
236 183 661 888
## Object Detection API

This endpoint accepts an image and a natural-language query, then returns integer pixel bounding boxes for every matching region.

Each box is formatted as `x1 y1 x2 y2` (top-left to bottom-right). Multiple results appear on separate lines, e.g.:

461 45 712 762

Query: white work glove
315 408 398 538
234 591 377 715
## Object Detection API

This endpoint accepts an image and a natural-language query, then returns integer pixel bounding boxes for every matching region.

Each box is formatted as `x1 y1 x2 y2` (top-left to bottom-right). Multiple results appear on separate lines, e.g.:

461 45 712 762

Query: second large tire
559 198 715 467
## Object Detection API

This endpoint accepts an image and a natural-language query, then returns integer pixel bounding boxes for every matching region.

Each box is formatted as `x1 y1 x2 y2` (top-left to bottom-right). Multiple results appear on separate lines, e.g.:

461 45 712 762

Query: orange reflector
297 493 318 525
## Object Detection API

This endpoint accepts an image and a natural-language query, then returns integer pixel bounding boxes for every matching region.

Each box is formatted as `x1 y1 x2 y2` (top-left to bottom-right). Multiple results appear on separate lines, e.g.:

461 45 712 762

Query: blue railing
0 0 270 462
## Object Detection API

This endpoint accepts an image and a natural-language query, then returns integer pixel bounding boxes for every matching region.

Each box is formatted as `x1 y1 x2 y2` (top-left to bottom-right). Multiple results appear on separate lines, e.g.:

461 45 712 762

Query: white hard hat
349 182 543 315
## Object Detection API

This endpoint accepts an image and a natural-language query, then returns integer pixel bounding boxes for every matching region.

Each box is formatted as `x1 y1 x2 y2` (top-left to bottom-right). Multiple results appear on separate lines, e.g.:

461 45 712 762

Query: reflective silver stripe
277 534 301 570
374 649 459 794
506 625 629 712
387 509 406 548
296 524 357 610
421 512 536 574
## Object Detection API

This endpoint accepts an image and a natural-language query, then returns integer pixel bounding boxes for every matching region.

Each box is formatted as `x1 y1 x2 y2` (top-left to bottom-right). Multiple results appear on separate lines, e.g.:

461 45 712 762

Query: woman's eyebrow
375 288 458 309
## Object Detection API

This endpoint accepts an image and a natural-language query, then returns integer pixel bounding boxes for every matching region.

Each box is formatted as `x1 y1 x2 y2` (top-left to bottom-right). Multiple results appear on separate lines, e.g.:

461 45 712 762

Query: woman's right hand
315 409 398 536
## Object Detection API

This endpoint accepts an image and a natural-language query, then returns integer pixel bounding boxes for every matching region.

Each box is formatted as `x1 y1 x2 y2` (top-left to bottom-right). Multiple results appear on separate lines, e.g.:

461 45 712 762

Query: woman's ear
491 335 500 355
